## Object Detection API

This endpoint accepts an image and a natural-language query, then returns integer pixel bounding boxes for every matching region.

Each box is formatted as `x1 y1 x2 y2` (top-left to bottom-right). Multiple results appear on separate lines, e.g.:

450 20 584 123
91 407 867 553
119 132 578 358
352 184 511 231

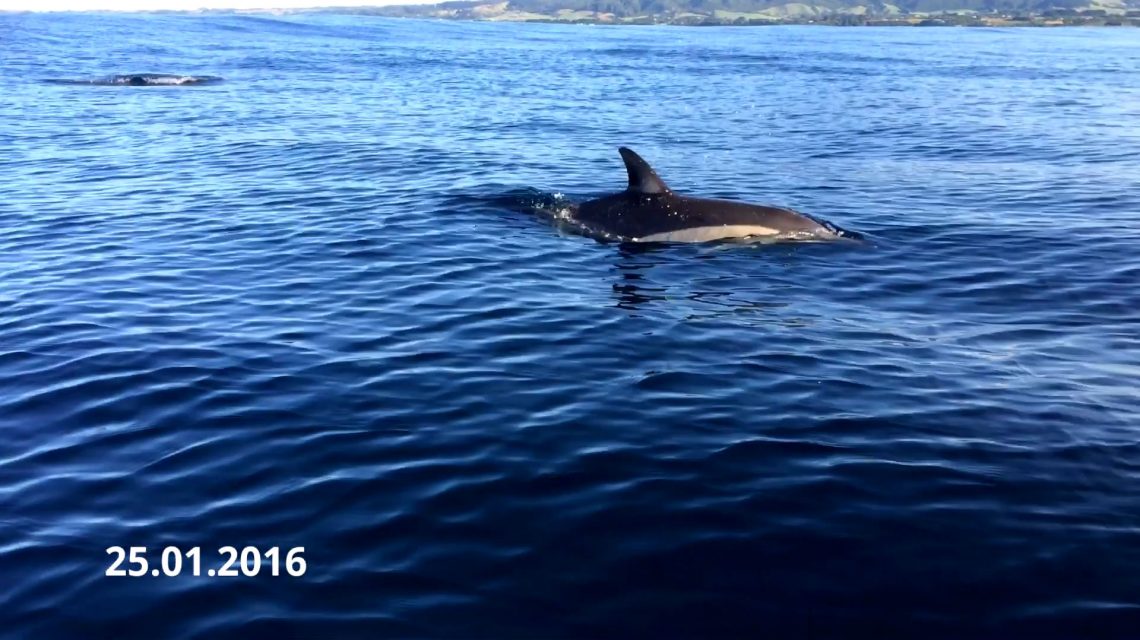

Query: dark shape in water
571 147 861 243
43 73 223 86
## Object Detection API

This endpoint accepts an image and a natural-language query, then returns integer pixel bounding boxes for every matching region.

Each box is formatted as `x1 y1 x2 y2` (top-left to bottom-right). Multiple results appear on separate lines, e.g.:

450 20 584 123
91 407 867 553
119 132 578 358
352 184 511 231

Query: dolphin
571 147 857 243
110 74 220 86
43 74 223 86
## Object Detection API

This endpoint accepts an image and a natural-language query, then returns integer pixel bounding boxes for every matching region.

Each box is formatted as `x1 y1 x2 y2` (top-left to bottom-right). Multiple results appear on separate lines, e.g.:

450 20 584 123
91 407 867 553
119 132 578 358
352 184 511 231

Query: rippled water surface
2 13 1140 638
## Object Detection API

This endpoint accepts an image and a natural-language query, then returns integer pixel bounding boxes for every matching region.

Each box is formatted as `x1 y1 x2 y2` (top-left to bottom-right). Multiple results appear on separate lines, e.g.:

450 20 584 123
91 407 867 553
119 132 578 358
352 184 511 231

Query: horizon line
0 0 438 12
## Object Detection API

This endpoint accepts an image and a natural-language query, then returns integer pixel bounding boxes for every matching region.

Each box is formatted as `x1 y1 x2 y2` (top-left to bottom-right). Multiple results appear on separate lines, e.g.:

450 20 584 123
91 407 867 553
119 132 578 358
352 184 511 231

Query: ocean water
2 12 1140 638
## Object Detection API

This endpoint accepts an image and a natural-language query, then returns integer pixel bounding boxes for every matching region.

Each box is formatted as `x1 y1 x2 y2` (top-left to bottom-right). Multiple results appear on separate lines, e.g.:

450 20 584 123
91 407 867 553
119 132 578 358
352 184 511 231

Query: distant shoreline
300 1 1140 28
3 7 1137 28
457 18 1138 26
324 9 1139 28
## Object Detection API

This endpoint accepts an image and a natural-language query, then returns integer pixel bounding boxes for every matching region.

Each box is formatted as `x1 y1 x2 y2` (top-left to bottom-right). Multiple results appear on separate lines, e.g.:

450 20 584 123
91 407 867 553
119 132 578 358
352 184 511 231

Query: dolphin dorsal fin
619 147 670 195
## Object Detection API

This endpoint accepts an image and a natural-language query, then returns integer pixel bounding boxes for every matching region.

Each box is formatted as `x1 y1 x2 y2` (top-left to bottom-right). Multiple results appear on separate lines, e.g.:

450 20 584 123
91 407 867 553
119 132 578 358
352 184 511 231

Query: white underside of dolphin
635 225 780 243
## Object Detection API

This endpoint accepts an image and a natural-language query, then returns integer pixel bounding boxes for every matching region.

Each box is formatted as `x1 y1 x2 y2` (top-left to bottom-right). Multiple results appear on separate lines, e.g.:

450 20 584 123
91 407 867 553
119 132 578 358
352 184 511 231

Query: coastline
2 8 1136 26
317 2 1140 27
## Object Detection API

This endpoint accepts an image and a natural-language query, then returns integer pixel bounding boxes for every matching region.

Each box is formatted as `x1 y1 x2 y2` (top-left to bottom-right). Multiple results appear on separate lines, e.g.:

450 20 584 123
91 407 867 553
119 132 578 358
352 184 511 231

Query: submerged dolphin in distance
112 74 221 86
42 74 223 87
571 147 858 243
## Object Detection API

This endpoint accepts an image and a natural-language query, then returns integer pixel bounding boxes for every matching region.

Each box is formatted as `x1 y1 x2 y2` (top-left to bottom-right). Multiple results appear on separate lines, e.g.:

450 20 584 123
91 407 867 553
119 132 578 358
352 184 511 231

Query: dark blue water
2 13 1140 638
